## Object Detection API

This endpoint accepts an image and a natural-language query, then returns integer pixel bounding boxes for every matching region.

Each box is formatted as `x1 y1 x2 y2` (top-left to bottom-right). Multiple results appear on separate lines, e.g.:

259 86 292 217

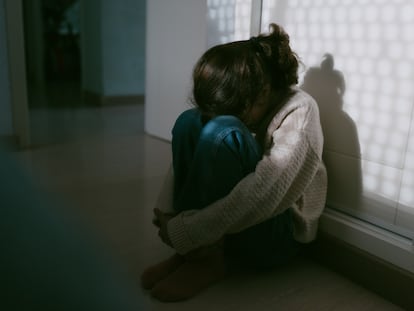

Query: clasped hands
153 208 174 247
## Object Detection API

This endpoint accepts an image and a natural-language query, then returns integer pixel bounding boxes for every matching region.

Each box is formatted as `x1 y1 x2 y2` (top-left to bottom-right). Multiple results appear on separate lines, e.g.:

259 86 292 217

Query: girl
141 23 327 302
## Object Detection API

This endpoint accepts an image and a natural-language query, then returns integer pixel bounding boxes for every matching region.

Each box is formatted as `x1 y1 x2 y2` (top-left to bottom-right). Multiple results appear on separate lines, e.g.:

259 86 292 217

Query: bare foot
140 253 184 290
150 246 226 302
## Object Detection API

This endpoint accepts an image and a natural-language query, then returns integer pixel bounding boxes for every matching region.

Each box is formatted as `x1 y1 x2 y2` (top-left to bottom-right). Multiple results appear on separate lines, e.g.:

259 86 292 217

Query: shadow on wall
300 54 363 211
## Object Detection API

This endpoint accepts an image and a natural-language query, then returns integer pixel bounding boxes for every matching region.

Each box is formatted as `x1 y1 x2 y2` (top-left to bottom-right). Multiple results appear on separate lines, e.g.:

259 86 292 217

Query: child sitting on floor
141 23 327 302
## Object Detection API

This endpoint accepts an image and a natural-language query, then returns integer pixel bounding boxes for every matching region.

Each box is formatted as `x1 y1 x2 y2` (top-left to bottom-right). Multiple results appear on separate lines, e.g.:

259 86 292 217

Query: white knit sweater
156 88 328 255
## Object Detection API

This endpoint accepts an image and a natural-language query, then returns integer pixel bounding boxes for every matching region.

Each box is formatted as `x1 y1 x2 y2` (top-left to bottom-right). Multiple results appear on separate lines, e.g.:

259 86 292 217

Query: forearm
154 164 176 216
167 143 320 254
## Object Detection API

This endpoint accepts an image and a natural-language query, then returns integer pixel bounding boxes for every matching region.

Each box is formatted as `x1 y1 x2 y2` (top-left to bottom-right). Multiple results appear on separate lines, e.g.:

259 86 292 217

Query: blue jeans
172 109 299 268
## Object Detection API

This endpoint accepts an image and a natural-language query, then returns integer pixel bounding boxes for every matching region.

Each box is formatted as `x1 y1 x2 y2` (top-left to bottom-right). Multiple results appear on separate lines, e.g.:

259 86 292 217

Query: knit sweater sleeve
167 99 322 254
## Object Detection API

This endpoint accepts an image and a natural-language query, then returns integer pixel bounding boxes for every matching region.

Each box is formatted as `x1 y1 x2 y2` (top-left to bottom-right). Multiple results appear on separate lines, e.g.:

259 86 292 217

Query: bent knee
200 115 247 138
210 115 244 127
172 108 202 136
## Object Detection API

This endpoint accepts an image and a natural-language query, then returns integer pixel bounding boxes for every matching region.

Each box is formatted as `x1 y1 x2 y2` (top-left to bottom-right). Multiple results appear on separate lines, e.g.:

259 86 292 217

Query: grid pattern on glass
207 0 252 47
261 0 414 220
234 0 252 40
399 114 414 208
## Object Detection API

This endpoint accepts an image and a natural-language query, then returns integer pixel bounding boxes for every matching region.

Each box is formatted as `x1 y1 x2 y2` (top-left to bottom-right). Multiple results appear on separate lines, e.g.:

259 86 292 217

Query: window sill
319 208 414 274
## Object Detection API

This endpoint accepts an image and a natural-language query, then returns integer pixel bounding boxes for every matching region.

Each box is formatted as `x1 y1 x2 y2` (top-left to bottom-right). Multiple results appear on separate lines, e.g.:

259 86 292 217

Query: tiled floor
8 103 403 310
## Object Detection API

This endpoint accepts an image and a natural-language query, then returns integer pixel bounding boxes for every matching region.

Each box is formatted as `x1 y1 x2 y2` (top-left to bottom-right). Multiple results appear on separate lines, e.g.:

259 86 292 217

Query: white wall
101 0 145 96
145 0 207 140
0 0 13 137
3 0 30 147
82 0 146 96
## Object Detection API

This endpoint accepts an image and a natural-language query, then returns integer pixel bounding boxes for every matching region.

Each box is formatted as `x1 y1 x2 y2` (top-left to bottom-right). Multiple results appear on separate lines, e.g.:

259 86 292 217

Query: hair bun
256 23 299 87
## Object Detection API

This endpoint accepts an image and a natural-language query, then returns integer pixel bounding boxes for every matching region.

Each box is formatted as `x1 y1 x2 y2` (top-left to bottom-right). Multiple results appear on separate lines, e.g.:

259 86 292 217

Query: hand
153 208 174 247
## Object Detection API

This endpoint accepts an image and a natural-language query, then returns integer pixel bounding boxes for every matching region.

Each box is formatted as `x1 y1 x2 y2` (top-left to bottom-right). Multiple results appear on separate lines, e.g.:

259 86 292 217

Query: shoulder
265 87 324 154
270 88 320 130
286 87 319 114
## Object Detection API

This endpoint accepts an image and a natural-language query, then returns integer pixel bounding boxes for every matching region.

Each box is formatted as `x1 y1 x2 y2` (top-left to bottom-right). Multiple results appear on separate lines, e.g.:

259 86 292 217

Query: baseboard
302 231 414 310
82 90 144 106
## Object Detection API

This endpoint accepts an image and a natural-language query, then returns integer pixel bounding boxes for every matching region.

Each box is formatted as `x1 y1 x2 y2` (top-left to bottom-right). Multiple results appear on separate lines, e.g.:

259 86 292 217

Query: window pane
262 0 414 234
207 0 252 47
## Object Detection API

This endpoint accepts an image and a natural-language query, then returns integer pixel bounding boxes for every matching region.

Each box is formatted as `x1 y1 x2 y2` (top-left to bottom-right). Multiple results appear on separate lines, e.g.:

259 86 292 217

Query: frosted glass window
262 0 414 236
207 0 252 47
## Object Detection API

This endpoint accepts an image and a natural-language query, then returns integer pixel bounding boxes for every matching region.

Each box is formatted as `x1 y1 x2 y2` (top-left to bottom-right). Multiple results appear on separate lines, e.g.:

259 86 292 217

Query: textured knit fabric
156 88 327 255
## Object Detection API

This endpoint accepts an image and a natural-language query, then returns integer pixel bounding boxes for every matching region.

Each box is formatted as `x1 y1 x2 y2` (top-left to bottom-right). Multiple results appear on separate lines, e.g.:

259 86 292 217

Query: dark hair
191 23 299 119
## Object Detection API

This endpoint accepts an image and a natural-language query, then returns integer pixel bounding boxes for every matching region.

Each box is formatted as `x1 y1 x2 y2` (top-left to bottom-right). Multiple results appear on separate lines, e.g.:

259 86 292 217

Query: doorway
18 0 146 147
23 0 81 110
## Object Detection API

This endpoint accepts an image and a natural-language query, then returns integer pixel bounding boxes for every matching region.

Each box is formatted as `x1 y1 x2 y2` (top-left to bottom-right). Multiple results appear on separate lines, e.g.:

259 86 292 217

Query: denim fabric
225 209 301 269
172 108 262 212
171 108 300 268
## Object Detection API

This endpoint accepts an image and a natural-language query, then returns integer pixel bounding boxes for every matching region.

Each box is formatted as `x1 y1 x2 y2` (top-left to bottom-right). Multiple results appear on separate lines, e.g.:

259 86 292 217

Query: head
321 53 334 71
191 23 299 130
